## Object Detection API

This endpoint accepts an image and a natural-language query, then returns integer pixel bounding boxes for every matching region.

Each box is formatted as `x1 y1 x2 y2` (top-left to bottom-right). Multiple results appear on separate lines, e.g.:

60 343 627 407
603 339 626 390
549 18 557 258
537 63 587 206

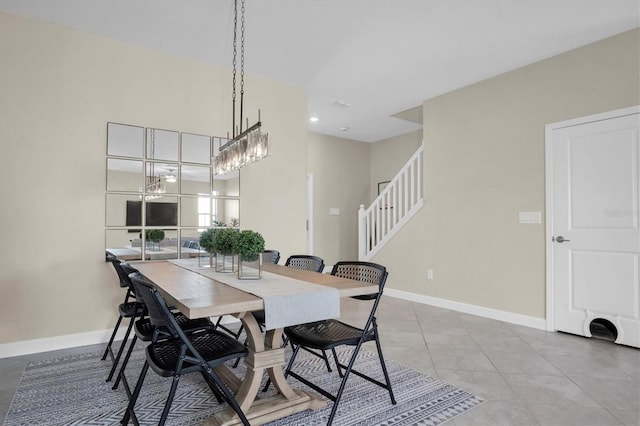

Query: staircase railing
359 145 423 261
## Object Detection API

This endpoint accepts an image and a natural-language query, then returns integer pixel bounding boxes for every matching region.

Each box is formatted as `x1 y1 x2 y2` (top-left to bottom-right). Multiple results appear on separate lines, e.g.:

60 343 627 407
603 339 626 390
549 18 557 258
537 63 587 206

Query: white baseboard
0 327 124 359
384 288 547 330
0 316 240 359
1 294 545 358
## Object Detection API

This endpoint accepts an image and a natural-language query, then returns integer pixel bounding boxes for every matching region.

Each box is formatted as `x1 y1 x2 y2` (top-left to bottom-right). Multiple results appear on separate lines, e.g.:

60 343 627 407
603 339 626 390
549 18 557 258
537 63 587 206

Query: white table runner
168 258 340 330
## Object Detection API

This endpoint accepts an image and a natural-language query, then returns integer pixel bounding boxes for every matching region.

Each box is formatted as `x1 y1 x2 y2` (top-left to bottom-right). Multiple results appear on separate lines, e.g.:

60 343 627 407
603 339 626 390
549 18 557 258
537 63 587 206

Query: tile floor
1 296 639 425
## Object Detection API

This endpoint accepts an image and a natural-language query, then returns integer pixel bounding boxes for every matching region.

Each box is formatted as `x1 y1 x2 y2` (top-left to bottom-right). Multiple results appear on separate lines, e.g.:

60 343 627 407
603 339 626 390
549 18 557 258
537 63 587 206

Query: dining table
131 259 375 426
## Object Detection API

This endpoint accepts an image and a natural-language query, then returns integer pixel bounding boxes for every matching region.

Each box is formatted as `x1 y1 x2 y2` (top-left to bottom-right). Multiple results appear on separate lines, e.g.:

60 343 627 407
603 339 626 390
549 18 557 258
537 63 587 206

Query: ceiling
1 0 638 142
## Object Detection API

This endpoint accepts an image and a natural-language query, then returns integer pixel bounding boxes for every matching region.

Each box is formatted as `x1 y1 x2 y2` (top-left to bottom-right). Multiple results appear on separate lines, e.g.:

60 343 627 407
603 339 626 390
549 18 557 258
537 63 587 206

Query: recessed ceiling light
309 116 319 122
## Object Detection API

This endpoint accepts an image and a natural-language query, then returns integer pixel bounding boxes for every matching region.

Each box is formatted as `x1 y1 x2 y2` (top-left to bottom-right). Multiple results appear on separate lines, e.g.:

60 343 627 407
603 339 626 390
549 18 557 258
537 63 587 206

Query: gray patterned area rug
4 346 483 426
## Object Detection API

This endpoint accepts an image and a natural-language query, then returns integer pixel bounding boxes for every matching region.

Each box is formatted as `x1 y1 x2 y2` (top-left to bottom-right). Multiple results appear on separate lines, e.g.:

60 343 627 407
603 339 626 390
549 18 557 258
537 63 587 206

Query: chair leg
158 374 181 426
205 368 250 426
326 342 365 425
101 315 123 361
106 315 135 382
112 334 138 392
320 350 332 372
331 348 343 377
122 360 149 425
200 371 224 403
374 332 396 404
284 344 302 378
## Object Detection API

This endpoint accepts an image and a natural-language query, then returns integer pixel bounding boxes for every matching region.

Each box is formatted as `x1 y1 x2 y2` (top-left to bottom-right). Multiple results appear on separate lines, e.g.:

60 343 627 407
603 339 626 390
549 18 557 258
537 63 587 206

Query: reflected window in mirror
180 196 212 228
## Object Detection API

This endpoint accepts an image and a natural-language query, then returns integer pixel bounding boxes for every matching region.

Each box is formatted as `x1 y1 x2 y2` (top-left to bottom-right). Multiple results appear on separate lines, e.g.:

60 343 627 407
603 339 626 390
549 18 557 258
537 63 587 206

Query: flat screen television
126 200 178 229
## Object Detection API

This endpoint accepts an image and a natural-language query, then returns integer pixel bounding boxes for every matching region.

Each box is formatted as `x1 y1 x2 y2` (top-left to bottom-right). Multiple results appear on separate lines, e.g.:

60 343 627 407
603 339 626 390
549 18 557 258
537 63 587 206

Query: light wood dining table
131 261 375 426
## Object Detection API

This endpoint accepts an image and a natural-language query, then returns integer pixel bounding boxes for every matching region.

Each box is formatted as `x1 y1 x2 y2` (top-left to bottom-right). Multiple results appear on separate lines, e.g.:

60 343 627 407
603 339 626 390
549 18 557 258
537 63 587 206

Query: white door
548 108 640 348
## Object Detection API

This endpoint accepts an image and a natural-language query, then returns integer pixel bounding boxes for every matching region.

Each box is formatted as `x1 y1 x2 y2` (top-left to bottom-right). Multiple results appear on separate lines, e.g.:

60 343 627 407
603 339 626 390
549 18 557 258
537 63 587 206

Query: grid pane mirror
105 122 239 261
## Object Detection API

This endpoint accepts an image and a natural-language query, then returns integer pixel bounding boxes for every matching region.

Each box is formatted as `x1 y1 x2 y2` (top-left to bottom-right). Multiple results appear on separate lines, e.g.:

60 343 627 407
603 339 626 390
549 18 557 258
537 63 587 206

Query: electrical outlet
427 269 434 280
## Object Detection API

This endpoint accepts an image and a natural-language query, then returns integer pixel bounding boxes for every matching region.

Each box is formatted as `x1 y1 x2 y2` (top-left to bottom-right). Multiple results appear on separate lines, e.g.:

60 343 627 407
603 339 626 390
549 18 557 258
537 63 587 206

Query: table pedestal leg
204 313 325 426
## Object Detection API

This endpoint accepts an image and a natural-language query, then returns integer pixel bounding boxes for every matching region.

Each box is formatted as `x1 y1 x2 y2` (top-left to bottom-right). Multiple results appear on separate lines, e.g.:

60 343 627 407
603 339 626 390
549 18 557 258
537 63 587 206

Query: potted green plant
236 230 265 279
212 227 238 272
145 229 165 251
199 228 217 267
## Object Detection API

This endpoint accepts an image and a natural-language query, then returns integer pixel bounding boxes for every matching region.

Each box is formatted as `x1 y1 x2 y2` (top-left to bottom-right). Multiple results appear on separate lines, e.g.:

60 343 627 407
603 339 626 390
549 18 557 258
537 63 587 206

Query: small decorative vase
198 251 215 268
215 252 237 273
238 253 262 280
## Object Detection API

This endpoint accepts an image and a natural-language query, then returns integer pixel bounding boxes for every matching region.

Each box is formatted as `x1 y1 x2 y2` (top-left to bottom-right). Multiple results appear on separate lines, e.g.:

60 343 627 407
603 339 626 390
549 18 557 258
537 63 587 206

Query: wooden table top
131 261 375 320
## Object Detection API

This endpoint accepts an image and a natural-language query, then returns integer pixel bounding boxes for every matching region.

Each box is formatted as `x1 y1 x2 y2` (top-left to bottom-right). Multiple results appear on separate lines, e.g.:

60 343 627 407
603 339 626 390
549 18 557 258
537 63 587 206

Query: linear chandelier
214 0 270 176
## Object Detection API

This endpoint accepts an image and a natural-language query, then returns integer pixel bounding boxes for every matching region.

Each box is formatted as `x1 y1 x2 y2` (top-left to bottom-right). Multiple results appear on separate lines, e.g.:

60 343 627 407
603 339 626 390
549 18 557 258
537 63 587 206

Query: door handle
554 236 570 243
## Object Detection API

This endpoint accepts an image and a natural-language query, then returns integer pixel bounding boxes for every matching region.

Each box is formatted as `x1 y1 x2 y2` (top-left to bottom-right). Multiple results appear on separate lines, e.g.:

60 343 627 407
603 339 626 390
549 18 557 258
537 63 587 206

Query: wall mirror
147 128 179 161
146 161 179 194
107 123 143 158
105 122 240 261
213 169 240 196
181 164 211 195
182 133 211 164
106 159 143 192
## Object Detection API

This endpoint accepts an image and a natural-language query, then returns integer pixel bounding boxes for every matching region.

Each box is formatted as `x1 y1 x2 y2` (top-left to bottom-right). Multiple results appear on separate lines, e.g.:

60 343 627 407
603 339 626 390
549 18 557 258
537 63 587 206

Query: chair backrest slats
331 261 388 329
285 255 325 273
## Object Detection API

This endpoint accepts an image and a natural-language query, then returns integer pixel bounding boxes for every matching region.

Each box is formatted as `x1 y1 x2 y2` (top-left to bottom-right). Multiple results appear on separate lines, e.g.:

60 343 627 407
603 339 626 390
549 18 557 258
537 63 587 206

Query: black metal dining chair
282 261 396 425
262 249 281 265
110 263 217 395
102 254 144 384
122 272 250 426
284 254 324 272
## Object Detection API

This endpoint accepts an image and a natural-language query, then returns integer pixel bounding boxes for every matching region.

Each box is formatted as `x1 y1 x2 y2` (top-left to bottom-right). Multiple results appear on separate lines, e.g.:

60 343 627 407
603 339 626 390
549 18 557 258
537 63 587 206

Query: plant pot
215 252 237 273
238 253 262 280
198 251 215 268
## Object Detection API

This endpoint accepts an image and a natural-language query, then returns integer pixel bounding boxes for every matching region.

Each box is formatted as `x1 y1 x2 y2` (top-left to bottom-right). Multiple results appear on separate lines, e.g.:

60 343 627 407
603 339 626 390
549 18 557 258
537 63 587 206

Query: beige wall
2 11 637 346
372 28 640 319
0 13 307 344
307 133 371 265
370 130 423 201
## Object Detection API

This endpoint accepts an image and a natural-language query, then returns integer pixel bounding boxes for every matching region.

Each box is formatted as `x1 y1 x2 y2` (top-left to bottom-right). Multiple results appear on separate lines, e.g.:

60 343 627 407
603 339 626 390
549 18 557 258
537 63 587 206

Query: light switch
519 211 541 224
329 208 340 216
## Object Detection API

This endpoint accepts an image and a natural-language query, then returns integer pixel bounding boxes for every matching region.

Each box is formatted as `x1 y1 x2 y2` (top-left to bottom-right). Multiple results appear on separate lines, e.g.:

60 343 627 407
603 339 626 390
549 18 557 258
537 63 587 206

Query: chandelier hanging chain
146 128 166 198
214 0 270 176
232 0 238 137
239 0 245 135
150 128 155 183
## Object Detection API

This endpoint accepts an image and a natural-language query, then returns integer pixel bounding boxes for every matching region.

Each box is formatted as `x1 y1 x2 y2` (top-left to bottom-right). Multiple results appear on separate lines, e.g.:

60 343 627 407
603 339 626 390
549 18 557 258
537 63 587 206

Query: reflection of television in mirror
126 201 178 230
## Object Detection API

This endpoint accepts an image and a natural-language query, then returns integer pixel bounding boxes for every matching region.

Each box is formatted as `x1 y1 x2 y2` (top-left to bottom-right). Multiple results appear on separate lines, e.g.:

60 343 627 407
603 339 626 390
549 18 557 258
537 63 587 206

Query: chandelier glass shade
145 176 166 201
214 124 270 175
